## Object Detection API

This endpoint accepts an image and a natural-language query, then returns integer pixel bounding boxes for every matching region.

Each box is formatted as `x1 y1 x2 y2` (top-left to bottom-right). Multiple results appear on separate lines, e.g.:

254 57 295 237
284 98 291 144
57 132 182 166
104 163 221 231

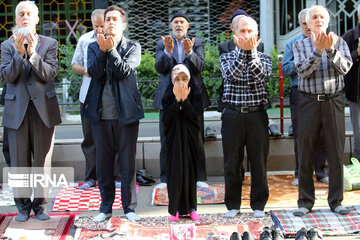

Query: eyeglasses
300 22 307 26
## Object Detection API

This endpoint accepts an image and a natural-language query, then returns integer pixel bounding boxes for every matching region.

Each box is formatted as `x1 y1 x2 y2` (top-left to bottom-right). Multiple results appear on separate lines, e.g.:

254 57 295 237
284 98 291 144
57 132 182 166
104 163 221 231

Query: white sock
126 212 141 221
154 183 167 190
224 209 239 218
196 181 209 188
254 210 265 218
93 213 111 222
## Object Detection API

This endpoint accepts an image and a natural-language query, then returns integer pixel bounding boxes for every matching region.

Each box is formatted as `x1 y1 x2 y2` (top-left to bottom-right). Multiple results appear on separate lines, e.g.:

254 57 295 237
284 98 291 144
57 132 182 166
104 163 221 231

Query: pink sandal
190 211 201 221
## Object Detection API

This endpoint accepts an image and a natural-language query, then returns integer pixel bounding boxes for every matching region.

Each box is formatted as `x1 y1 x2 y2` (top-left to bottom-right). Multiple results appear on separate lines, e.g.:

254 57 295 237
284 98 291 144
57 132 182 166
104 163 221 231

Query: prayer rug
0 185 15 206
151 175 360 208
52 183 139 212
270 205 360 237
152 184 225 205
0 212 78 240
74 213 272 239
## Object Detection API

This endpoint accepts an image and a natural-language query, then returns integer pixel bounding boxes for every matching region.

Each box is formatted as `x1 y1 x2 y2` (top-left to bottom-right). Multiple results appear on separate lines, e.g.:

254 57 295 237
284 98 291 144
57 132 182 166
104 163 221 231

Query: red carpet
52 183 139 211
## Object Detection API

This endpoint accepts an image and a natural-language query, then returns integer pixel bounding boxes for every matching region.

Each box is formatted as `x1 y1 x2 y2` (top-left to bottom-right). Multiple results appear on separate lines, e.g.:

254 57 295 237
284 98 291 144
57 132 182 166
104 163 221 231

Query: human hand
173 81 190 102
357 38 360 56
325 32 338 50
183 38 195 54
312 31 328 52
161 35 174 54
26 32 37 57
233 35 261 50
13 33 26 57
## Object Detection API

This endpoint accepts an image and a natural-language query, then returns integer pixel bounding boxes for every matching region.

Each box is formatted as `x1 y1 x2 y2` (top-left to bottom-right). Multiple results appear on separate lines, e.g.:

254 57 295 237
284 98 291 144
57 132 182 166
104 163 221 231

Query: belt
300 91 341 101
226 104 264 113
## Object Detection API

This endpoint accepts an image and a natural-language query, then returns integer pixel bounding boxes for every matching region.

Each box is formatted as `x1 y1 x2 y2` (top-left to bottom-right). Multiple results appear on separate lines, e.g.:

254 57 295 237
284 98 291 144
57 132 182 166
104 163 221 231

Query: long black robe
162 82 203 216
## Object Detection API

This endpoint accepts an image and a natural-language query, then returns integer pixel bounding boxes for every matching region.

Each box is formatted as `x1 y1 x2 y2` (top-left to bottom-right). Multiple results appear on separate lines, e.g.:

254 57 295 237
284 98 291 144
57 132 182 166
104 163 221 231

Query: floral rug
73 213 273 239
0 212 79 240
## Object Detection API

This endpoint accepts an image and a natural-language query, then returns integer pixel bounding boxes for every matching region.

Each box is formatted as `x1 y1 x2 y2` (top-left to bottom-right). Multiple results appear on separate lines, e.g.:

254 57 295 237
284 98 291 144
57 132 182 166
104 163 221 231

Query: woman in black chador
162 64 203 221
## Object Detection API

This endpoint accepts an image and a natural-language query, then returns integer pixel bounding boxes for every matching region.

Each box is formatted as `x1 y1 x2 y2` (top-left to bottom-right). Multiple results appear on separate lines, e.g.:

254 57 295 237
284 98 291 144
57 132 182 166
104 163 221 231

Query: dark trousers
290 87 328 179
8 102 54 215
159 110 207 183
297 93 344 211
222 108 269 211
2 127 10 166
92 120 138 214
80 103 121 182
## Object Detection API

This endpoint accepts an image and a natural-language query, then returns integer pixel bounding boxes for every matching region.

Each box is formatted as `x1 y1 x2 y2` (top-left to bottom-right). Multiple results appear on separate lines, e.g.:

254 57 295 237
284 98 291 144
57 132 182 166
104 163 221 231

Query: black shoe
288 125 293 136
307 227 323 240
269 124 281 137
230 232 240 240
259 227 272 240
242 231 255 240
205 127 217 140
272 227 284 240
136 175 153 186
295 228 308 240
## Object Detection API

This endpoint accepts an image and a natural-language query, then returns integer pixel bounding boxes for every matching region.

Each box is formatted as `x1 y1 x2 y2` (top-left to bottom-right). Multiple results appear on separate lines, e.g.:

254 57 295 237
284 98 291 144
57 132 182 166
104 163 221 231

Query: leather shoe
259 227 272 240
269 124 281 136
288 125 293 136
272 227 284 240
205 126 217 140
295 228 308 240
136 175 153 186
230 232 240 240
242 231 255 240
307 228 323 240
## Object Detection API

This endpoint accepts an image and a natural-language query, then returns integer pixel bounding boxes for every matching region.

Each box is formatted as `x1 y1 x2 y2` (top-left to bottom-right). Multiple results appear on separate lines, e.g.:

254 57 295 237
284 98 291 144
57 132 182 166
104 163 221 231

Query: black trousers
159 110 207 183
297 93 344 211
2 127 10 166
92 120 139 214
80 103 121 182
290 87 328 179
222 108 269 211
8 102 54 215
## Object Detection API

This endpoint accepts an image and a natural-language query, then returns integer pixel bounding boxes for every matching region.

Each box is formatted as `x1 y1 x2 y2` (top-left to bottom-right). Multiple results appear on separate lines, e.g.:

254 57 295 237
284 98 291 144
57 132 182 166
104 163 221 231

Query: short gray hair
91 9 105 20
306 5 330 25
298 8 309 23
15 1 38 17
233 16 258 34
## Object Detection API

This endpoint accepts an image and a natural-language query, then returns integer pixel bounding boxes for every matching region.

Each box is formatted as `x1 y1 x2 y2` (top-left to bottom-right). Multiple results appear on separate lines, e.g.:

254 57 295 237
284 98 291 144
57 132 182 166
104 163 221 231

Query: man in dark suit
153 12 211 190
83 5 143 222
0 1 61 222
343 5 360 160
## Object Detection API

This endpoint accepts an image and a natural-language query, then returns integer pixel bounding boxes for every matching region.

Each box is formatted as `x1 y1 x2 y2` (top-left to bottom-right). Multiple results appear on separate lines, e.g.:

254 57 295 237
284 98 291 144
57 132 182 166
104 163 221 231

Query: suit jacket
82 36 144 126
0 35 61 129
342 24 360 102
153 36 210 110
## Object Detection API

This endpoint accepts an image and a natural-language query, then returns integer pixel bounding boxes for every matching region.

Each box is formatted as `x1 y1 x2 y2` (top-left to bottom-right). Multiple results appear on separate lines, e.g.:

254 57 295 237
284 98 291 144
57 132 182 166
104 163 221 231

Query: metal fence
50 75 289 118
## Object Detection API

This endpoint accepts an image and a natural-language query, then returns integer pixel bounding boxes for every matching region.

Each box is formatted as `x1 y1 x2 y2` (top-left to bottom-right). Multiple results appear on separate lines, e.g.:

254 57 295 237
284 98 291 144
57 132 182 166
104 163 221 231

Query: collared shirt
281 34 305 87
164 36 193 63
293 36 352 94
219 48 272 106
71 30 97 103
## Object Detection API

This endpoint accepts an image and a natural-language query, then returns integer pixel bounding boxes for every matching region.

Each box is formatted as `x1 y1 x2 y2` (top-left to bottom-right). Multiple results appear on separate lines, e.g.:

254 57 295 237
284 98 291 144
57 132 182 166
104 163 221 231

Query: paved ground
1 175 359 239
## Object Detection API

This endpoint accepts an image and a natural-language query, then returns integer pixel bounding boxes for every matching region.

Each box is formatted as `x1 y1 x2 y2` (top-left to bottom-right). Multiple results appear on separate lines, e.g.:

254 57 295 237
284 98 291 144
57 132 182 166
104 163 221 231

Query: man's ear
230 23 234 32
35 16 40 25
122 22 127 31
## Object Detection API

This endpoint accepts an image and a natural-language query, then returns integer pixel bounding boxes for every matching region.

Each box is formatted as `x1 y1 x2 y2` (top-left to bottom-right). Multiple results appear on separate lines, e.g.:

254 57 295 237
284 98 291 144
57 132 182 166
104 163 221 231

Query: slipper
136 175 153 186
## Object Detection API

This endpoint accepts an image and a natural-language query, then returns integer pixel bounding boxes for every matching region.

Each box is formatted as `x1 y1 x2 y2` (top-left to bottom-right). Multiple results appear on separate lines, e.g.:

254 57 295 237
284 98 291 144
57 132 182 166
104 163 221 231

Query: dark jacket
153 36 210 110
342 24 360 102
82 36 144 126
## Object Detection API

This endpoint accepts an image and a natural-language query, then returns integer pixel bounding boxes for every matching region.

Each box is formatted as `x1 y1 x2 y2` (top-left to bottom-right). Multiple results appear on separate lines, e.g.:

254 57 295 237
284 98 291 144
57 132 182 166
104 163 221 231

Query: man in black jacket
83 5 143 222
343 5 360 160
153 12 210 190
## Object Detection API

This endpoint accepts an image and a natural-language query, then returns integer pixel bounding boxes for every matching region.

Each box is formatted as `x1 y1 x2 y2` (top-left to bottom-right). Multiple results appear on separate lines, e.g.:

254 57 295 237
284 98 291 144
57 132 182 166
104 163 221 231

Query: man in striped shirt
293 5 353 217
219 15 272 218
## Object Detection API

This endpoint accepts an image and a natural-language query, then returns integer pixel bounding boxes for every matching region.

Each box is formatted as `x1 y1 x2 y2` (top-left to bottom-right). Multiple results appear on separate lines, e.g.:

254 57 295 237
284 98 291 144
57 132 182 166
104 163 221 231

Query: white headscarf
171 64 191 83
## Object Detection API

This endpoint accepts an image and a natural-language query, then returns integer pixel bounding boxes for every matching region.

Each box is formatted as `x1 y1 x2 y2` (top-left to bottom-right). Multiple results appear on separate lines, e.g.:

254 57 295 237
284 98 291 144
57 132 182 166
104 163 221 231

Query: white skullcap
171 64 191 82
